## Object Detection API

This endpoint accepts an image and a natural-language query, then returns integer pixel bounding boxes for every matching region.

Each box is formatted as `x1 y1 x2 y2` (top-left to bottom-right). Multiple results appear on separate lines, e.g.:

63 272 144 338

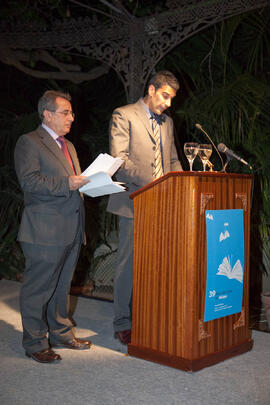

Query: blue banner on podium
204 209 245 322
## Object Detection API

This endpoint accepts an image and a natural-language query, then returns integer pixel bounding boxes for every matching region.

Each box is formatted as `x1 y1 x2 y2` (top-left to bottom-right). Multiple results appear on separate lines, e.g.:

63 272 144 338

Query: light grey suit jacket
14 125 85 246
107 99 182 218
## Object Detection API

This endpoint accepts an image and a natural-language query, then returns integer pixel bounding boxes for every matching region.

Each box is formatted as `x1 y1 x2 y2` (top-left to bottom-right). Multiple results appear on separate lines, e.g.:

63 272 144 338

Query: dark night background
0 0 270 307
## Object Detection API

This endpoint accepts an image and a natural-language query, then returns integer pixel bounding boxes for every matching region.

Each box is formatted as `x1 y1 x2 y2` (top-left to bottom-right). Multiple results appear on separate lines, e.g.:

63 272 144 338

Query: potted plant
258 174 270 330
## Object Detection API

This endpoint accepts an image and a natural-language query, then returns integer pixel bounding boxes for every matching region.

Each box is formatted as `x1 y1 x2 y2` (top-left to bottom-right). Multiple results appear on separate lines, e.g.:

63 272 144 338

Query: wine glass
184 142 199 171
198 144 212 171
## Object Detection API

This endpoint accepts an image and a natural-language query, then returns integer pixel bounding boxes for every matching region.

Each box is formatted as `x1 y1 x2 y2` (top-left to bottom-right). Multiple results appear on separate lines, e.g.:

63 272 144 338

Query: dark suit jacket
107 99 182 218
14 125 85 246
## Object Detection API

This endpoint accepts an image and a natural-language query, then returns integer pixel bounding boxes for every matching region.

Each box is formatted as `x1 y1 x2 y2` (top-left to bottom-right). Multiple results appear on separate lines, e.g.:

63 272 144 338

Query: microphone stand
221 155 232 173
195 124 224 171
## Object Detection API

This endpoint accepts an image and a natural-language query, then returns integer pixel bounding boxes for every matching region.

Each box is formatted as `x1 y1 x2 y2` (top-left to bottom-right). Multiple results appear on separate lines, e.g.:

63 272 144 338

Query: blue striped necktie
151 116 163 179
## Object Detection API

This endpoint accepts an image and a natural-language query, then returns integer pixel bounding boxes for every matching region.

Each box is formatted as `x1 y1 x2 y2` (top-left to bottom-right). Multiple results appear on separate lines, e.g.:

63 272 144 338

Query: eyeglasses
49 110 75 118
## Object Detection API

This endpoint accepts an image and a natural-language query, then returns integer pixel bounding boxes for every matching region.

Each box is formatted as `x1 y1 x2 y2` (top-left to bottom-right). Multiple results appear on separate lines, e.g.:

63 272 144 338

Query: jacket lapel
37 126 74 176
133 100 155 142
133 100 169 146
160 114 169 151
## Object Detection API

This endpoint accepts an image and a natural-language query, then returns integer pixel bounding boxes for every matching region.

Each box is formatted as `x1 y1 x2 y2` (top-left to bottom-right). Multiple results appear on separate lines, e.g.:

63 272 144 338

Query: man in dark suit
14 90 91 363
107 71 183 344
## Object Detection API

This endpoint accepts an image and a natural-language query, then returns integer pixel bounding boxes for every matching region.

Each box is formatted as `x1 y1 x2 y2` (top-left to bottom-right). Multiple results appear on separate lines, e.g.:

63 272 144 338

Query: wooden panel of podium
128 172 253 371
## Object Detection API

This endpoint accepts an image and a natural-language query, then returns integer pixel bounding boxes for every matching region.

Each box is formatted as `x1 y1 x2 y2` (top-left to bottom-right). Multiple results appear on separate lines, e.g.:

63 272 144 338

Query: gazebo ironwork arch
0 0 269 102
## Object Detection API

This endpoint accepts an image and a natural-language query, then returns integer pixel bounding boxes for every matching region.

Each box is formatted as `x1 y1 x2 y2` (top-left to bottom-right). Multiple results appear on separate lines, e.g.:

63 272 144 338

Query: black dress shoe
25 348 62 363
114 329 131 345
51 337 92 350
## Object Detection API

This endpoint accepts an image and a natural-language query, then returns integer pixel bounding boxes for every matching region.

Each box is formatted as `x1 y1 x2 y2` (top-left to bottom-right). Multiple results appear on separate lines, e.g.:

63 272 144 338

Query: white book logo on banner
217 256 243 283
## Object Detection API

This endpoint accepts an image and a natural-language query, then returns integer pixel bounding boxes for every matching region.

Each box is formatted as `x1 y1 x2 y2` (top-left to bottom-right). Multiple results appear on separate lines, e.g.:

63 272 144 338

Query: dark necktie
57 136 75 174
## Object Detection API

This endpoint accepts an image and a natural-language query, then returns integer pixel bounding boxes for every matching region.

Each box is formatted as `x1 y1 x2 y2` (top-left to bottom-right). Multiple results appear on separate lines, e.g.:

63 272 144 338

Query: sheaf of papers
79 153 125 197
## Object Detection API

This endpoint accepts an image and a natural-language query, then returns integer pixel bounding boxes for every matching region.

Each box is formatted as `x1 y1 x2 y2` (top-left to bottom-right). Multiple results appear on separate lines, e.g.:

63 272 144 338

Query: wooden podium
128 172 253 371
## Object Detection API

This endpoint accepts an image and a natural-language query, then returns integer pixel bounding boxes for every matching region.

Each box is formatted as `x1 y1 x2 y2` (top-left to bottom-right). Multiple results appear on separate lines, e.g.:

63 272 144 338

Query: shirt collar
42 123 59 141
139 98 164 124
140 98 152 120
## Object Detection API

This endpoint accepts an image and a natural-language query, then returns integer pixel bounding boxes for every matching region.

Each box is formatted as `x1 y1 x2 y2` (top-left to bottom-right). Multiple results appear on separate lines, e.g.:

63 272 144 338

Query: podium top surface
130 171 253 200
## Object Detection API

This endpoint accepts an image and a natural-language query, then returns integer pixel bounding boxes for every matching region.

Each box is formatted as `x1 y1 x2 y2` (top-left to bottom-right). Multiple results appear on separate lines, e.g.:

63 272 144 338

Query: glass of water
198 144 212 171
183 142 199 171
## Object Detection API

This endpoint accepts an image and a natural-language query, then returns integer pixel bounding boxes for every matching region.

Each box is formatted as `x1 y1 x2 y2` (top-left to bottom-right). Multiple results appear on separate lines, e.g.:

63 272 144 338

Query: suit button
75 209 79 213
151 163 154 167
152 146 156 151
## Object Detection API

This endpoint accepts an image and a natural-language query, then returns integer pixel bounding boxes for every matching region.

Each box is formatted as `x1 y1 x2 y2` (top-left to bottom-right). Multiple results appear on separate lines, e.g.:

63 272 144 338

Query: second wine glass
184 142 199 171
198 144 212 171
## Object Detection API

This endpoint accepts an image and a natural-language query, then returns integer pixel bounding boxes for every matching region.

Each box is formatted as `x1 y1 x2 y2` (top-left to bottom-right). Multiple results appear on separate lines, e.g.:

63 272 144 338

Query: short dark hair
148 70 179 92
38 90 71 121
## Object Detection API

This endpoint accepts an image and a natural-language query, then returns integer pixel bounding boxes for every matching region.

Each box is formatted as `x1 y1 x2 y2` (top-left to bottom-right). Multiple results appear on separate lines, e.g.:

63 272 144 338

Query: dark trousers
20 236 81 353
113 216 133 332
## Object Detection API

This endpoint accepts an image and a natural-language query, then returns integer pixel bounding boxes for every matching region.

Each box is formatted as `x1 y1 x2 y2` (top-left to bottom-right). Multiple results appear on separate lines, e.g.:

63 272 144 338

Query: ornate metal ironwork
0 0 269 102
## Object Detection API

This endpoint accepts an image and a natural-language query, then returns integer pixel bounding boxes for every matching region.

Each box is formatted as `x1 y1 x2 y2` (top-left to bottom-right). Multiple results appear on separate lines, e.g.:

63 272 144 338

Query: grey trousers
113 216 133 332
20 236 81 353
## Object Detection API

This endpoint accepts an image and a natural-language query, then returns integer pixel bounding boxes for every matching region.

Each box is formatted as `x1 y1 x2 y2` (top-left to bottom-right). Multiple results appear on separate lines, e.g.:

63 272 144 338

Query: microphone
217 143 252 169
195 123 224 170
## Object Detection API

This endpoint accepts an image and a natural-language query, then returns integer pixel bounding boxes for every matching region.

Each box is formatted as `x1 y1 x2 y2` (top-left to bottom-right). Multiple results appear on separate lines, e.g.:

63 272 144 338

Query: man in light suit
14 90 91 363
107 71 183 344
